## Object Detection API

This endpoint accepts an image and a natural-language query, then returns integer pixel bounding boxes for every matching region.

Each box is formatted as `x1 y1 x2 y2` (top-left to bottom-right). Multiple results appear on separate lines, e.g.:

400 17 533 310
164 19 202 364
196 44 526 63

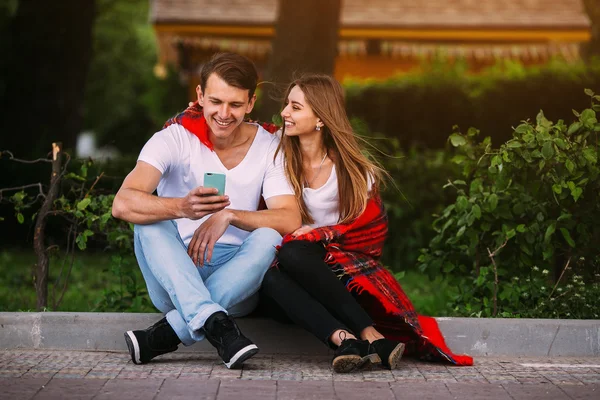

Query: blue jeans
134 220 282 346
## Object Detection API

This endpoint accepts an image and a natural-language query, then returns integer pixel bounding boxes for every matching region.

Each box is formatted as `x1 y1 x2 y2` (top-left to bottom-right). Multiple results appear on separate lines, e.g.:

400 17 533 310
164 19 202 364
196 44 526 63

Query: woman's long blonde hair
275 74 384 225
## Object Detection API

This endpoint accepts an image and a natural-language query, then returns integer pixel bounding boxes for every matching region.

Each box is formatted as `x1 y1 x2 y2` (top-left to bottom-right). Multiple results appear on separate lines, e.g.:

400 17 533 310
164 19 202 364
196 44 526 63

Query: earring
316 125 321 131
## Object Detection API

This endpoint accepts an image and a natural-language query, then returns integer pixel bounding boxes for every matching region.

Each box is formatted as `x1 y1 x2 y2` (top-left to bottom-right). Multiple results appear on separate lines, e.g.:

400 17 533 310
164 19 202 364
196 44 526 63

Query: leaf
395 271 405 280
449 133 466 147
559 228 576 248
541 142 554 160
472 204 482 219
453 180 466 186
522 133 535 143
557 213 572 221
456 196 470 214
584 88 595 97
552 184 562 194
64 172 86 182
567 122 581 136
487 193 498 211
77 198 92 211
580 109 597 126
456 225 466 238
565 159 576 174
467 127 479 137
17 213 24 224
506 141 522 148
544 223 556 243
582 148 597 164
450 155 467 164
554 138 567 150
516 224 526 233
514 123 530 134
571 186 583 202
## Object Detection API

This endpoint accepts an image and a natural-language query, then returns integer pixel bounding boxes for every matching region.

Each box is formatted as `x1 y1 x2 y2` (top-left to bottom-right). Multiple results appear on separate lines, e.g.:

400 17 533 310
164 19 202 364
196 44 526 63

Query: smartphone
203 172 226 196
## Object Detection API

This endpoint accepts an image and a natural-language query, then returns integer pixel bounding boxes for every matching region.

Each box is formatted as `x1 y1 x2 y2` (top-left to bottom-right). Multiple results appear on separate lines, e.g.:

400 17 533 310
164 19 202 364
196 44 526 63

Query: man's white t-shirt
138 123 293 246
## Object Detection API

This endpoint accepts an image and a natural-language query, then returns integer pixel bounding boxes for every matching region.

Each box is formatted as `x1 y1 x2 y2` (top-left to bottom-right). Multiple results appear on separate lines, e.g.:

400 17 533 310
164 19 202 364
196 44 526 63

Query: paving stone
93 378 164 400
0 377 50 400
502 383 569 399
333 381 395 399
390 382 452 399
558 384 600 400
276 380 335 399
217 379 276 400
32 378 106 400
446 383 512 399
155 378 219 400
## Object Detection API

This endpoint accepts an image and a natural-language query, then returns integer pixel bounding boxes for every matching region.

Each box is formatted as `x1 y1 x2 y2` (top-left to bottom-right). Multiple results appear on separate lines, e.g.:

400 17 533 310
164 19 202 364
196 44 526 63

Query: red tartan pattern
163 101 279 151
278 195 473 366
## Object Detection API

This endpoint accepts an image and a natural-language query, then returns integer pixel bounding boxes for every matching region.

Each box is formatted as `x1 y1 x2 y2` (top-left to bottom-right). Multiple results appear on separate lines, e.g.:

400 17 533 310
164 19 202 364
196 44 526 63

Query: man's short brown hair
200 53 258 100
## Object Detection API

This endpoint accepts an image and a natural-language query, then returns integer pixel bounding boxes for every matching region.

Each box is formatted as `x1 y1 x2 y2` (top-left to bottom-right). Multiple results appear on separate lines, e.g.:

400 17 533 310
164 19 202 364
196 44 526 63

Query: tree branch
0 183 46 200
1 150 52 164
487 238 509 317
548 257 572 300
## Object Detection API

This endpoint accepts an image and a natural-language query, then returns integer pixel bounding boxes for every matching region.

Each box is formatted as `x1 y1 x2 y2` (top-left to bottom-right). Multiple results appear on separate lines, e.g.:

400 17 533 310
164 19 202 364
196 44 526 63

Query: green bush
345 60 600 148
417 90 600 318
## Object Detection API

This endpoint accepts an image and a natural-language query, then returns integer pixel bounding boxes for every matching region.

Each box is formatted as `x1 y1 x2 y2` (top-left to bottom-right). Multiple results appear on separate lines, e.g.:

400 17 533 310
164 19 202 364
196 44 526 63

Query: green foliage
3 156 150 311
417 90 600 318
83 0 187 153
351 118 460 273
0 250 154 312
345 59 600 148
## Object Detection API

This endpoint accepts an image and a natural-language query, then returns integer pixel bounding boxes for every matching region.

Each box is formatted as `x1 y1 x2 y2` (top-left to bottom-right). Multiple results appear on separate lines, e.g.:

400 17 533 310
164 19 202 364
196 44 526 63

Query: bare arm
111 161 230 224
187 194 301 266
227 194 301 236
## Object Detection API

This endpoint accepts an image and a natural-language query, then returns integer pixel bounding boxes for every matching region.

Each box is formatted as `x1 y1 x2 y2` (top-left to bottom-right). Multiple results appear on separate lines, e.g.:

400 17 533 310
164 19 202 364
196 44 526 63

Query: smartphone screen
203 172 226 196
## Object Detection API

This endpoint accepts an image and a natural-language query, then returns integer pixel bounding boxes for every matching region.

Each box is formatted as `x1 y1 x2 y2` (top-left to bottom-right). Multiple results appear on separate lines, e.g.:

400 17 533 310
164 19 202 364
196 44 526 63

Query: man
112 53 301 369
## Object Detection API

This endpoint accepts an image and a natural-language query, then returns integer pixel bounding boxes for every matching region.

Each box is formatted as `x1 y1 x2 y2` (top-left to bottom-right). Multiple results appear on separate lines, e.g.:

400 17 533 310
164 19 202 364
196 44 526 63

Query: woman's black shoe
331 338 380 373
371 338 405 369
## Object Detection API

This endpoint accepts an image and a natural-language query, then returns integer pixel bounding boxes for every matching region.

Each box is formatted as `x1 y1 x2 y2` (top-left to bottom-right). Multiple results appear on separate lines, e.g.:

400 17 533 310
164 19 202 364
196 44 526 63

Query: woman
261 74 473 373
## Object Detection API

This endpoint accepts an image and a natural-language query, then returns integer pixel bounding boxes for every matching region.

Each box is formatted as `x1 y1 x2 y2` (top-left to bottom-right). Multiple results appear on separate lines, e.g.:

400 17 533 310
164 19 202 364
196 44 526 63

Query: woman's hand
291 225 313 237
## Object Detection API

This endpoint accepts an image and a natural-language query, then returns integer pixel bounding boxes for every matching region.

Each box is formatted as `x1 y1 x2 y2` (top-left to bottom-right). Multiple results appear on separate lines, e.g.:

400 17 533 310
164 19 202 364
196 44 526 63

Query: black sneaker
203 311 259 369
331 338 380 373
371 338 405 369
124 317 181 365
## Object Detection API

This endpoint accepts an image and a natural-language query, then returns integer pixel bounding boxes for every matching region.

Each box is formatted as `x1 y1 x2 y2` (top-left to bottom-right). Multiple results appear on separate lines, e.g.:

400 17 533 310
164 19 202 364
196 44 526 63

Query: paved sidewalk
0 350 599 399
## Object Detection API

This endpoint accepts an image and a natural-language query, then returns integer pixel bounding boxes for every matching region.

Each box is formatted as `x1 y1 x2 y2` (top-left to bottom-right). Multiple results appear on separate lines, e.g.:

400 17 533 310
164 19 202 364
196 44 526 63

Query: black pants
260 240 373 345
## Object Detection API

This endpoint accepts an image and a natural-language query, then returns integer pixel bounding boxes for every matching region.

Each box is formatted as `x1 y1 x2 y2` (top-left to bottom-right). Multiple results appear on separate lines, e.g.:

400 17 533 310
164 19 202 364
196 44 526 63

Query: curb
1 312 599 357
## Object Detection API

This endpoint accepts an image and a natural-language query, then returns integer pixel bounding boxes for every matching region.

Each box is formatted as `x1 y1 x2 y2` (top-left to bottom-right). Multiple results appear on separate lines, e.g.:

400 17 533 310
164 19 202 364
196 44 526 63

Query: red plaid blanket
279 195 473 366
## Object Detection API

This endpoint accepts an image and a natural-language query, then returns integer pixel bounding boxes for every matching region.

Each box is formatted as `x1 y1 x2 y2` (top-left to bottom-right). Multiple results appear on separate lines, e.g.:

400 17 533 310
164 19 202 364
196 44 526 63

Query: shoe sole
225 344 259 369
332 354 377 373
124 331 142 365
386 342 406 369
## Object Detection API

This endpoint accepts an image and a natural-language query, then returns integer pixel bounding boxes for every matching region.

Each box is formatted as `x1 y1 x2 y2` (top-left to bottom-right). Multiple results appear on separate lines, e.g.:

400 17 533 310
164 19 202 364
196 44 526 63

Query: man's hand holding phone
180 186 229 220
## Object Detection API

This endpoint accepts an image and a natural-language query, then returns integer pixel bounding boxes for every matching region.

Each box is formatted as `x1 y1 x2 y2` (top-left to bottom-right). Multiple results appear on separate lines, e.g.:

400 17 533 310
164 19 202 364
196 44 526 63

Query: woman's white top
303 165 340 228
303 165 375 228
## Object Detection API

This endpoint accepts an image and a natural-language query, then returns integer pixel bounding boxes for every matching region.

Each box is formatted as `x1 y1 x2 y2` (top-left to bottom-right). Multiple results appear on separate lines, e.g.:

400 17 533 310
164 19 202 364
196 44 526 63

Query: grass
0 249 153 312
395 271 456 317
0 250 455 316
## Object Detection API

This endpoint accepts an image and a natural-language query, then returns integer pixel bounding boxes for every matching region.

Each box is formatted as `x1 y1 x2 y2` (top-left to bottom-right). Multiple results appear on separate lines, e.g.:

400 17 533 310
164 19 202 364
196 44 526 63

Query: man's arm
227 194 301 235
186 194 301 266
111 161 230 224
